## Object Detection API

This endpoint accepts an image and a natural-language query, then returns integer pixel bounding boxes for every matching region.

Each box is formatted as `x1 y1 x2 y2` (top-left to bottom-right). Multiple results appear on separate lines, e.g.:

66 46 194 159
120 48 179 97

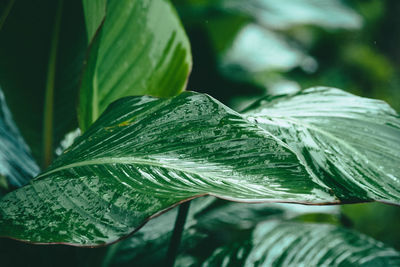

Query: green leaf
0 88 39 188
1 91 399 246
79 0 192 131
102 198 339 266
82 0 106 42
0 92 335 246
188 221 400 266
243 87 400 204
0 0 88 166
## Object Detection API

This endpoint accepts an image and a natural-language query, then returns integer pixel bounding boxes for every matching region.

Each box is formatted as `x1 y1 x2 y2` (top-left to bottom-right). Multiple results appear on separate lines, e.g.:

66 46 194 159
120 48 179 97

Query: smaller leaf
0 88 39 188
79 0 192 130
193 221 400 266
221 0 362 30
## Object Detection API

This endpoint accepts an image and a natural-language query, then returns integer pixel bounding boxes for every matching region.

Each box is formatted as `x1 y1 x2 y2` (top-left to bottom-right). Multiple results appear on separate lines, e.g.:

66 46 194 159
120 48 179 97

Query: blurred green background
171 0 400 250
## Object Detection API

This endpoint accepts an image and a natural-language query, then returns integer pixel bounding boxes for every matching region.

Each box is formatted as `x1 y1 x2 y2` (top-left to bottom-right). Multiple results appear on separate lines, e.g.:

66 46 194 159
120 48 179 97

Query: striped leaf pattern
0 92 336 245
244 87 400 204
0 89 399 246
198 221 400 266
0 89 39 188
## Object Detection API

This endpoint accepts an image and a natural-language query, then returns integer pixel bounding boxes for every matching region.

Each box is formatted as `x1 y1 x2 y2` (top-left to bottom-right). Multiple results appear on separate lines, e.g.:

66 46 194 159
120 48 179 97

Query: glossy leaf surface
0 89 39 188
1 91 399 246
192 221 400 266
0 92 337 245
79 0 192 131
244 87 400 204
103 200 382 267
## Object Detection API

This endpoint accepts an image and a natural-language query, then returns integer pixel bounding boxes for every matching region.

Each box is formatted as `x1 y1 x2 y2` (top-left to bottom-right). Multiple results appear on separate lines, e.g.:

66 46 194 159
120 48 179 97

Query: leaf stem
165 201 191 267
42 0 63 168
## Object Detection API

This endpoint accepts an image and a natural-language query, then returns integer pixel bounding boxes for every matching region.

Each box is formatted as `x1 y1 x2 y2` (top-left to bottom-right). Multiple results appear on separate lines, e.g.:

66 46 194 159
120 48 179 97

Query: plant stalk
165 201 191 267
42 0 63 168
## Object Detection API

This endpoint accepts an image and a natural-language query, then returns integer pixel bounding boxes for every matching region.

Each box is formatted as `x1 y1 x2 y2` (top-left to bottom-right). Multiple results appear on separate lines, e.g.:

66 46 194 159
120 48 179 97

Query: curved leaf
1 91 399 246
193 221 400 266
0 88 39 188
0 92 336 246
79 0 192 131
243 87 400 204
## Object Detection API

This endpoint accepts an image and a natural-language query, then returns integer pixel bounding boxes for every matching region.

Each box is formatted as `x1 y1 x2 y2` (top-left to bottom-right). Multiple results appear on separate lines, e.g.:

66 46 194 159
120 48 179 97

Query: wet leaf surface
0 92 333 245
244 87 400 204
0 89 399 246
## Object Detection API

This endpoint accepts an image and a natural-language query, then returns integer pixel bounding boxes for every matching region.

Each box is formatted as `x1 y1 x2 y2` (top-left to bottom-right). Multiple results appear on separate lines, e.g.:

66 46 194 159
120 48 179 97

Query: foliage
0 0 399 266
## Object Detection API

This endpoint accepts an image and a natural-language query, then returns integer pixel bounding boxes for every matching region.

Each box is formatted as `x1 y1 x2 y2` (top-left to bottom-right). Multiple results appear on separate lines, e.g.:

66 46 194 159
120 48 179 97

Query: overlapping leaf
243 87 400 204
190 221 400 266
0 88 39 188
220 0 362 30
79 0 192 131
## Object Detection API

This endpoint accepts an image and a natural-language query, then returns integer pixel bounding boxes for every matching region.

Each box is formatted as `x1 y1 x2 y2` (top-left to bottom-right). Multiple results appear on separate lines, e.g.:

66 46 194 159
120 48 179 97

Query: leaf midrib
38 156 216 182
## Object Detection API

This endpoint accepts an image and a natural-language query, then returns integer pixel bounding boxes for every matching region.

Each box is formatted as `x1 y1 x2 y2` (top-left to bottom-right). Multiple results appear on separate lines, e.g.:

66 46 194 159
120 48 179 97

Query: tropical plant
0 0 399 266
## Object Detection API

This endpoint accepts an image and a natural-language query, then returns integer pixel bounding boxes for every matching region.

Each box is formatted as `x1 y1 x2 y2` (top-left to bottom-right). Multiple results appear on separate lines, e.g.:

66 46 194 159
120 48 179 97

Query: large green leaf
101 198 397 267
243 87 400 204
0 89 39 188
0 91 338 246
0 0 88 166
187 221 400 266
79 0 192 131
1 91 399 246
